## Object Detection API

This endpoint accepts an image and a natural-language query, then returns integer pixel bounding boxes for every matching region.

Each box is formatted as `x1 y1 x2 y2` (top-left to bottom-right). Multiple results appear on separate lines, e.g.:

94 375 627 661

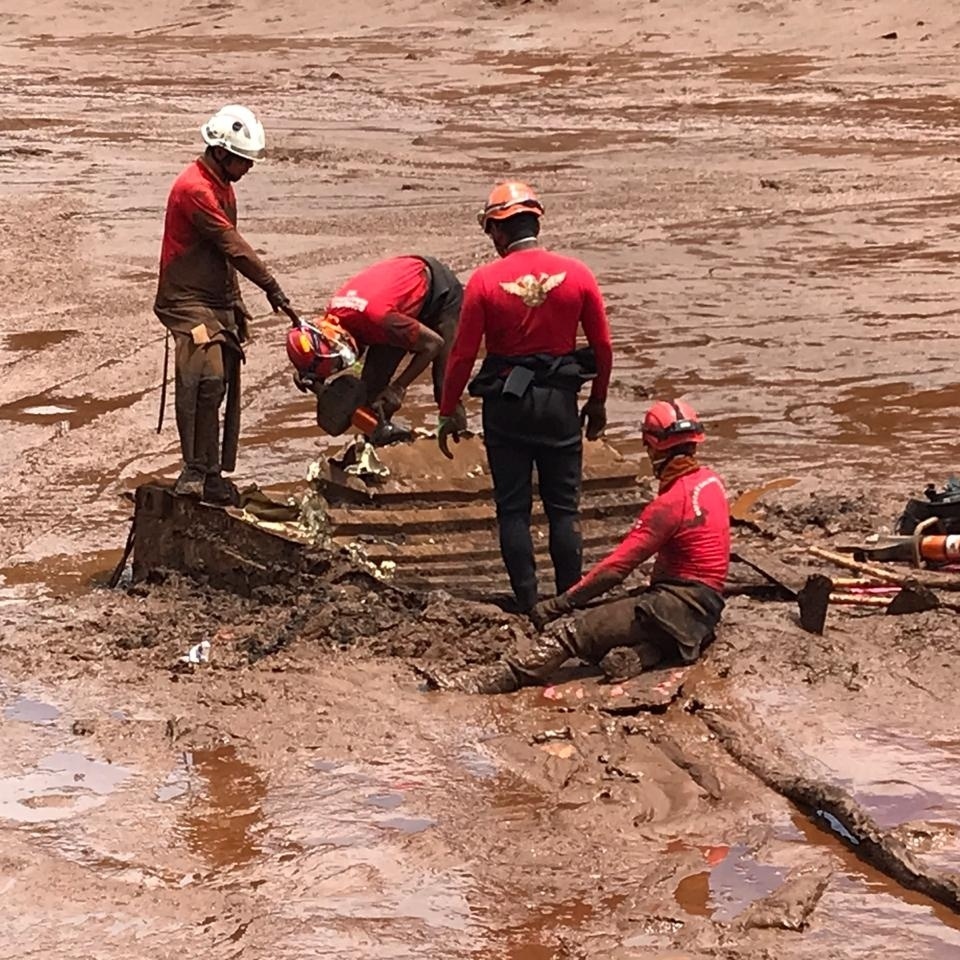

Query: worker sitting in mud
155 105 300 504
286 255 465 445
429 400 730 694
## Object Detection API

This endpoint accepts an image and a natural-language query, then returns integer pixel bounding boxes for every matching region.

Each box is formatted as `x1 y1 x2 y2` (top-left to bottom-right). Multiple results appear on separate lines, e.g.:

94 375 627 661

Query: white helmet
200 104 266 161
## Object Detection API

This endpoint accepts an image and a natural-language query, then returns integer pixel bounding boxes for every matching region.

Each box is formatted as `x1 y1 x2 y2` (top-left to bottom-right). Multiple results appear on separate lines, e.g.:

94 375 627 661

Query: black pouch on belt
501 365 535 399
315 375 368 435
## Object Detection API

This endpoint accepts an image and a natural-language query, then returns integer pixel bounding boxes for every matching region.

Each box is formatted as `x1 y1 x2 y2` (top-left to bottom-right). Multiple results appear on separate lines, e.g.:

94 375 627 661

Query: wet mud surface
4 0 960 956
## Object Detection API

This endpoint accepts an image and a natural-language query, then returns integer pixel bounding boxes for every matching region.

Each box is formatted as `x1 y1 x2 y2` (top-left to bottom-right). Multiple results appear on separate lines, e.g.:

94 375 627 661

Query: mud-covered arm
579 269 612 404
381 312 444 394
438 274 485 416
188 187 283 297
565 494 681 607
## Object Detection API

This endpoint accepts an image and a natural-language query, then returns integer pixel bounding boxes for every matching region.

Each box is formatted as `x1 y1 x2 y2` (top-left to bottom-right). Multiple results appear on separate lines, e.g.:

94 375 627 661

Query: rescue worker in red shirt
287 256 464 442
155 105 298 504
437 182 613 612
428 400 730 693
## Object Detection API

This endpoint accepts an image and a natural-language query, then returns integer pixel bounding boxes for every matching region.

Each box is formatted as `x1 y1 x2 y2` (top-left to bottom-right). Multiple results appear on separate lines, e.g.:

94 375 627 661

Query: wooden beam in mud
731 545 816 598
697 704 960 914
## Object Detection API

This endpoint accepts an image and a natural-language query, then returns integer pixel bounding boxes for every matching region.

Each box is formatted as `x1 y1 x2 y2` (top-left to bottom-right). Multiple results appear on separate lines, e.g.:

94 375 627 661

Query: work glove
438 413 463 460
580 397 607 441
267 286 301 326
376 382 406 420
293 370 321 395
529 593 573 631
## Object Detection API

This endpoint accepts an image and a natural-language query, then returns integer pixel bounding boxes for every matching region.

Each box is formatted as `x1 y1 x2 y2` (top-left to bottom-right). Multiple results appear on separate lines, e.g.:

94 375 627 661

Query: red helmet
642 399 706 453
477 181 544 232
285 315 359 381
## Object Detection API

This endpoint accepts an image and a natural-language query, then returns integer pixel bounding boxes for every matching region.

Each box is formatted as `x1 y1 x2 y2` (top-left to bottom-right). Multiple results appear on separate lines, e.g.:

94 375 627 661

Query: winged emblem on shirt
500 271 567 307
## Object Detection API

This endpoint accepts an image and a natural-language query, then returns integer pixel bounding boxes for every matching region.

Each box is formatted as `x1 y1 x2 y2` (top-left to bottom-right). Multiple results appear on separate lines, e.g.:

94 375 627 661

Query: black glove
267 287 301 326
580 397 607 441
529 593 573 631
376 383 406 420
293 370 320 395
266 286 289 312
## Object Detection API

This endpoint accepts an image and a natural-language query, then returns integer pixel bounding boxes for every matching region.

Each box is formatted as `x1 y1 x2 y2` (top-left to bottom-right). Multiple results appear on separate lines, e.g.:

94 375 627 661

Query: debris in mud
736 867 831 932
759 178 782 190
531 727 574 744
763 493 882 537
179 639 211 665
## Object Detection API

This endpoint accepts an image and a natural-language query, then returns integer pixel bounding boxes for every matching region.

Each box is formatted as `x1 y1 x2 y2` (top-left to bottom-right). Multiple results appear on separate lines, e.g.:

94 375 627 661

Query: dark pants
482 386 583 611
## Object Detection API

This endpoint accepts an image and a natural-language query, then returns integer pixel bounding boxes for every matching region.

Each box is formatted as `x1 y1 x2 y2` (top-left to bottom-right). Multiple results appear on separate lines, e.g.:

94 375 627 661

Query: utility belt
467 348 597 401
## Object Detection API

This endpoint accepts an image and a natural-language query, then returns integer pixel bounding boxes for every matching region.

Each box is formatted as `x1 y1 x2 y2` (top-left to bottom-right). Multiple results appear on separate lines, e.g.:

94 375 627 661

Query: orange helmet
285 315 359 382
477 181 544 232
642 399 706 454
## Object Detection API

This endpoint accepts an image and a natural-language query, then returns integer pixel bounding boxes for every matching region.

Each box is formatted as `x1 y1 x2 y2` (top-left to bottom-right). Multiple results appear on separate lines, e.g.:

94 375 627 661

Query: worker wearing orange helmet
286 256 465 443
437 182 613 612
426 400 730 694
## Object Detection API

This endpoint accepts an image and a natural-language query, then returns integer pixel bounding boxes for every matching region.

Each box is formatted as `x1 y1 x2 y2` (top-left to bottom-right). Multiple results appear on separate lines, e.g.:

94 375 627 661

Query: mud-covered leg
571 597 675 681
420 620 578 694
172 334 206 498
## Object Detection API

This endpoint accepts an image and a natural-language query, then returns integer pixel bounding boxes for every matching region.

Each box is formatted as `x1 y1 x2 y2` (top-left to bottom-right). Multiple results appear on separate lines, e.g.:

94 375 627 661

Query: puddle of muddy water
668 840 786 921
782 810 960 953
0 750 130 824
0 391 145 430
1 329 78 352
170 745 268 870
0 548 124 600
4 695 61 725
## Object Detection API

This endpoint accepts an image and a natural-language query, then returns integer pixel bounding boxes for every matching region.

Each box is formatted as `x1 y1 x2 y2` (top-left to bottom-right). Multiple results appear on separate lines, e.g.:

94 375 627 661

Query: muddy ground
3 0 960 957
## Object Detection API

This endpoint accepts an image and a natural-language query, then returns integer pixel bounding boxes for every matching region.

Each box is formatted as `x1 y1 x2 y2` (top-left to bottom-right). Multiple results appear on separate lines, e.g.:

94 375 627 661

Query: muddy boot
505 619 578 686
599 642 664 683
173 464 205 498
418 661 521 695
203 472 240 507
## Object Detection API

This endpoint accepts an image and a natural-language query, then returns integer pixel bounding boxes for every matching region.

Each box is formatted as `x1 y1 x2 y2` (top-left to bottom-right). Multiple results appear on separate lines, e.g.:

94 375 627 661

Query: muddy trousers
509 597 675 685
173 335 227 476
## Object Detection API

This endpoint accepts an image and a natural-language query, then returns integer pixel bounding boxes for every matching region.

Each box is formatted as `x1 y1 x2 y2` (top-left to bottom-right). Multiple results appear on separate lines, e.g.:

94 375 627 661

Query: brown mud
4 0 960 957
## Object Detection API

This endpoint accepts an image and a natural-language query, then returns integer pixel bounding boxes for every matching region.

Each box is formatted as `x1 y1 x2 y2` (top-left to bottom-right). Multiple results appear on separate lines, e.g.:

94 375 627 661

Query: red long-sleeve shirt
570 466 730 600
155 156 278 312
327 256 430 351
439 247 612 416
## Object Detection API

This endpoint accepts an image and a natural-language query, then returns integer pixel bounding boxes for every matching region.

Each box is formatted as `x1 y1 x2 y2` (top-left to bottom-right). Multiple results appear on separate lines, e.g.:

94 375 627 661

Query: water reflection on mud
669 840 786 920
174 745 267 869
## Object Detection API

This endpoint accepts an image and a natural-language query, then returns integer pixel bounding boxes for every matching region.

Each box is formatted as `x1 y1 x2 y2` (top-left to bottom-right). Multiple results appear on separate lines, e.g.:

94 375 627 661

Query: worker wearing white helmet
154 105 299 504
